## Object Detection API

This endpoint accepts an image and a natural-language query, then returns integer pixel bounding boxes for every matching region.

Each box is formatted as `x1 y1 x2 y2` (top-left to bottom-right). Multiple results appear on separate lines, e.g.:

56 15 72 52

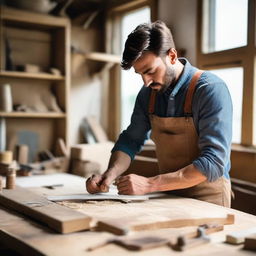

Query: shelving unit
0 71 65 80
0 7 70 160
0 112 66 118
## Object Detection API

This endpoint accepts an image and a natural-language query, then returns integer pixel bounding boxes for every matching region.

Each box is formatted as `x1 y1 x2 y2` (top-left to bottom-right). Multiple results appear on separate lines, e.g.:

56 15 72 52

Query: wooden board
0 186 92 233
97 213 234 235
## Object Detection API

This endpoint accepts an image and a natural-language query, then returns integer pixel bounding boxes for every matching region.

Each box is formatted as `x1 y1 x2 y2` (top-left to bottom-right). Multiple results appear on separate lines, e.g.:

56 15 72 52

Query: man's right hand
86 151 132 194
86 173 114 194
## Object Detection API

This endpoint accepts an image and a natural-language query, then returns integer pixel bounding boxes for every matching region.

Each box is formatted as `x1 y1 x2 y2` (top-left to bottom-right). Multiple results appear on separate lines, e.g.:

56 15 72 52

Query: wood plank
97 214 234 235
0 187 92 233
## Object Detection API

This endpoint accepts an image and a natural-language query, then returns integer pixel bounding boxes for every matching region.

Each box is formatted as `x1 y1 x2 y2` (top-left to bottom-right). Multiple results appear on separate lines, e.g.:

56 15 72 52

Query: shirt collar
164 58 197 98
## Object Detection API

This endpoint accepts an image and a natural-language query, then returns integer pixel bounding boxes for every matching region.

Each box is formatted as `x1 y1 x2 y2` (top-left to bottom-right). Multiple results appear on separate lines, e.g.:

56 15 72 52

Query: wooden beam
1 7 68 28
72 52 120 64
0 187 92 233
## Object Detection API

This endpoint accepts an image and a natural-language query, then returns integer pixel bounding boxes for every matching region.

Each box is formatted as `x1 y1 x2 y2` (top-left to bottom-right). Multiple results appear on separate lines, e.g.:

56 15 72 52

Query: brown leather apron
149 70 231 207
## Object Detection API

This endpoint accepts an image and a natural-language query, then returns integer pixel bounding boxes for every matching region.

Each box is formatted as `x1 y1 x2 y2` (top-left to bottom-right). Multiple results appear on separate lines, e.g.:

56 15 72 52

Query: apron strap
184 70 204 116
148 89 157 114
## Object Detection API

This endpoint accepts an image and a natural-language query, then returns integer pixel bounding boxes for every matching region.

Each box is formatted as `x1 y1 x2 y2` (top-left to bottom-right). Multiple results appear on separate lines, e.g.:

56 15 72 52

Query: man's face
133 51 176 93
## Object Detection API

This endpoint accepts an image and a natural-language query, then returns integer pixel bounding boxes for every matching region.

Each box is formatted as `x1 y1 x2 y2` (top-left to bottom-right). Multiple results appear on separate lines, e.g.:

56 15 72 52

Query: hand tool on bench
171 224 223 251
87 224 223 251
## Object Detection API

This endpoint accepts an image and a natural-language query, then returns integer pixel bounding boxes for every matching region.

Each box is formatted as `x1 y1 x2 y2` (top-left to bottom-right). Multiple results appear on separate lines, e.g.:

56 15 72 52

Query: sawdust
58 200 122 209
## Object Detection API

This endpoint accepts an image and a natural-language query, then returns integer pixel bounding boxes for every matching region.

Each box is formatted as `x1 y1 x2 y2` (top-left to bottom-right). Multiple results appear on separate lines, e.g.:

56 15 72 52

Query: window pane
120 7 150 131
203 0 248 53
210 67 244 143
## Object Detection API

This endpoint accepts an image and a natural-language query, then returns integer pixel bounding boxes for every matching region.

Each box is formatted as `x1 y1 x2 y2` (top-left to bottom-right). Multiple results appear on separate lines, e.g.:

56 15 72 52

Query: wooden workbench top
0 173 256 256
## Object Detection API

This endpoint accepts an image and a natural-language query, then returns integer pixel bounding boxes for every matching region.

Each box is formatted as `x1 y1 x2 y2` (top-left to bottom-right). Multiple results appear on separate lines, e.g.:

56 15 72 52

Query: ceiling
3 0 130 19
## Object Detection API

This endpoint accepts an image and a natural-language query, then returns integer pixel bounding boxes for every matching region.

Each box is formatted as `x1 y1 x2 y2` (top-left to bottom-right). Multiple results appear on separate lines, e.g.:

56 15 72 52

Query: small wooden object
0 151 13 164
6 168 16 189
244 234 256 251
226 227 256 244
15 144 29 164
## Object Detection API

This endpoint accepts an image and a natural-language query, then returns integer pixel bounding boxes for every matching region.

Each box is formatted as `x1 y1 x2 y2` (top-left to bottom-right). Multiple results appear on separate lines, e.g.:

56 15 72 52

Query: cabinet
0 7 70 161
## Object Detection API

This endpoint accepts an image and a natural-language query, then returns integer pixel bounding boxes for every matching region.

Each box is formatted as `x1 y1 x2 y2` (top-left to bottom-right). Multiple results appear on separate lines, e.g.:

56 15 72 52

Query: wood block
0 186 92 233
15 144 29 164
70 142 114 173
124 155 159 177
226 227 256 244
244 234 256 251
0 151 13 164
71 159 101 177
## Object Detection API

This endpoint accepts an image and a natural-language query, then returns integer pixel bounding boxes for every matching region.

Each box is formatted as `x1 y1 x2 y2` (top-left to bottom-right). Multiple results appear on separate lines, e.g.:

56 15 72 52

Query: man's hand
116 174 154 195
86 173 115 194
86 151 132 194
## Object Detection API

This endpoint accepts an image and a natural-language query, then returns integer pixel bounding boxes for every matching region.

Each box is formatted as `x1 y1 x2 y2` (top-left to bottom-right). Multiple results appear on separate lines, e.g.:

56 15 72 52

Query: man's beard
158 65 176 93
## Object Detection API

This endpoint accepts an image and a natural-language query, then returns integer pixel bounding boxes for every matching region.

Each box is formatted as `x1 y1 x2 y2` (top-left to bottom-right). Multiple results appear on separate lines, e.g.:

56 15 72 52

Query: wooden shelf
73 52 121 64
0 112 66 118
1 7 69 28
0 71 65 81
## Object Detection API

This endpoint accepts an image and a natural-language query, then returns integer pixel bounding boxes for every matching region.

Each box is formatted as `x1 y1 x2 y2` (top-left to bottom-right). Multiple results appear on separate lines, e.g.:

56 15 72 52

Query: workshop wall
70 16 104 145
158 0 198 65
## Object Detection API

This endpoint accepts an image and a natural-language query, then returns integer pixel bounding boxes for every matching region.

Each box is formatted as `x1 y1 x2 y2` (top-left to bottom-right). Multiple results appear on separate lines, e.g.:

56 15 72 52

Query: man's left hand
116 174 153 195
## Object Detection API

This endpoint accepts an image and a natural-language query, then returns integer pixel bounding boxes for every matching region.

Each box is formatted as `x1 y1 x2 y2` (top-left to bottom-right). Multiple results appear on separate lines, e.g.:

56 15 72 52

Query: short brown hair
121 20 175 70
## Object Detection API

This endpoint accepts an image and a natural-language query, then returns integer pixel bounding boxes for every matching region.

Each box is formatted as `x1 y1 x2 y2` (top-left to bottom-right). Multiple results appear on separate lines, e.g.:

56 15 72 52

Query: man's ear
166 48 177 64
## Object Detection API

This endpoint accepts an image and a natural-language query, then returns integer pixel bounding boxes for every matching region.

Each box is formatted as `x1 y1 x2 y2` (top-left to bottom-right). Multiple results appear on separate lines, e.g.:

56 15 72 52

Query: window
202 0 248 53
120 7 151 131
210 67 244 143
198 0 256 146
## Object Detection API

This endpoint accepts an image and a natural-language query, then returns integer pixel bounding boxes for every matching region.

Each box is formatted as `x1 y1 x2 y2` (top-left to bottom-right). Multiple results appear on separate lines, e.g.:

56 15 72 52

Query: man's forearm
149 164 207 192
105 150 132 178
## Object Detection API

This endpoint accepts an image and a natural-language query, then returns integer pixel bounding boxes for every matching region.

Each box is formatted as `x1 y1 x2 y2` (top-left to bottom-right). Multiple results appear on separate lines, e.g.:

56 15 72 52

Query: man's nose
142 76 152 87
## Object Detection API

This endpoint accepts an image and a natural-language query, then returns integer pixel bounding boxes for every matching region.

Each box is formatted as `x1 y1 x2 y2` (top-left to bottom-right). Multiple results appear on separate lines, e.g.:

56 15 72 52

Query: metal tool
171 224 222 251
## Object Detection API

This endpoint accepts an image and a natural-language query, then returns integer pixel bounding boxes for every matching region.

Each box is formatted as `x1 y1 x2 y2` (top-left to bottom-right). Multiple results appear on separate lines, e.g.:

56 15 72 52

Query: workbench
0 173 255 256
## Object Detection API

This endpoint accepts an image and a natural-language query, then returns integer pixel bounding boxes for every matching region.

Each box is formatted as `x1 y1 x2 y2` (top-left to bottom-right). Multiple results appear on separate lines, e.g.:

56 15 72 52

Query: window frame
197 0 256 147
105 0 158 140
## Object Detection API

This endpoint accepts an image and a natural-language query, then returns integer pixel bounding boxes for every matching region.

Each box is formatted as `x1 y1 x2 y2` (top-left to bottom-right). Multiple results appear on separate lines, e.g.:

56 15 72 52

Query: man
86 20 232 207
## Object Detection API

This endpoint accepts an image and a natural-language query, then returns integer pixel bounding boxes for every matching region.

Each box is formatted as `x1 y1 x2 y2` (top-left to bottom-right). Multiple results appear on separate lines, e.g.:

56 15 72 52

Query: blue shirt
112 58 233 182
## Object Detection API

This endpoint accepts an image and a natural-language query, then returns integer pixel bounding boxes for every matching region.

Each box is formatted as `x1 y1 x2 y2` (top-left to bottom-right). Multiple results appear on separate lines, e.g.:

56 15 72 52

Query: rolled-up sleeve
112 87 151 160
192 80 233 182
